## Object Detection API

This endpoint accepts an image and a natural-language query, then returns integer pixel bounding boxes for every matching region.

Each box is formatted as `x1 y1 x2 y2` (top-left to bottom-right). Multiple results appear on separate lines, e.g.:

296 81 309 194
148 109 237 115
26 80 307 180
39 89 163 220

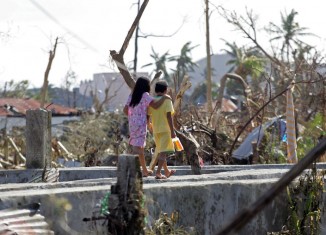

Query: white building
79 72 149 112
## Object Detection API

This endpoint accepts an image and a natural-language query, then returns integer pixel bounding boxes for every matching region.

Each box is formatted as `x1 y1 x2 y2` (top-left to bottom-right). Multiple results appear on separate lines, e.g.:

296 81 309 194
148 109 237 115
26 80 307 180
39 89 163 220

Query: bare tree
40 37 59 108
61 70 77 107
91 79 124 115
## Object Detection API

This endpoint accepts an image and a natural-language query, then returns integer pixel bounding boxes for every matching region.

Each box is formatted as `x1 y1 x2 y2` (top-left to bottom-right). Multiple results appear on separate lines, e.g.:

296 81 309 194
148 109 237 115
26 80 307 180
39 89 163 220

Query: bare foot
165 169 176 178
143 169 153 177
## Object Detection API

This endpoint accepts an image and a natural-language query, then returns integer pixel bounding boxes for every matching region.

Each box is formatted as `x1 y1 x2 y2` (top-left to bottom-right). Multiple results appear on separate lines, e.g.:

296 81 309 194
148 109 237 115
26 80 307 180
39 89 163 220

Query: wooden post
251 141 259 164
4 136 8 162
177 131 201 175
25 109 52 169
8 137 26 164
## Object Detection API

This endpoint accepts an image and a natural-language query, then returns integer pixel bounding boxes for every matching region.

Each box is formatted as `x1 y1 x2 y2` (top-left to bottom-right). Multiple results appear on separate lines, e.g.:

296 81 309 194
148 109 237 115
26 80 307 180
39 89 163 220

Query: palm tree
170 42 198 90
266 9 314 62
222 41 265 126
222 40 265 81
142 47 172 83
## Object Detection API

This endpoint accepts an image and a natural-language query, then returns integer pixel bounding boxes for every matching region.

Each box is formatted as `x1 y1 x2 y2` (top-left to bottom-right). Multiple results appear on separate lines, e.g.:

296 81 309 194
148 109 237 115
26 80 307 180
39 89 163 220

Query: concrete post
26 109 52 169
108 154 144 234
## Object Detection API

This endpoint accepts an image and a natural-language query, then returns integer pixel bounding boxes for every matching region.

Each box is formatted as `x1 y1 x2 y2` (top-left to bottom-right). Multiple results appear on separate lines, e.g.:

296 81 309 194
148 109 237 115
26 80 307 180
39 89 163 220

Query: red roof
0 106 11 116
0 98 78 116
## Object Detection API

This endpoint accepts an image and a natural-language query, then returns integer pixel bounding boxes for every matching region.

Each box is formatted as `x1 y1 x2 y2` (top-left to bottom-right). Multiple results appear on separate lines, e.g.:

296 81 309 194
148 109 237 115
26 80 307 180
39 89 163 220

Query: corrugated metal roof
28 168 59 183
0 98 78 117
0 205 54 235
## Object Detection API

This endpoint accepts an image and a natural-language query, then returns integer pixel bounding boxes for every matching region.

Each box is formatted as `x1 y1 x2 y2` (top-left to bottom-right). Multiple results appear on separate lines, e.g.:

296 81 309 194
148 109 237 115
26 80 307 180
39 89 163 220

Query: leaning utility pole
205 0 213 118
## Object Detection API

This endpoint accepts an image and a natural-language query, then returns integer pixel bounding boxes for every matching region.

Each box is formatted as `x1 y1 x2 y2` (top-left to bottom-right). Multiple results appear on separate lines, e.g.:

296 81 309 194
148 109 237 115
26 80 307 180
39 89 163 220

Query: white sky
0 0 325 88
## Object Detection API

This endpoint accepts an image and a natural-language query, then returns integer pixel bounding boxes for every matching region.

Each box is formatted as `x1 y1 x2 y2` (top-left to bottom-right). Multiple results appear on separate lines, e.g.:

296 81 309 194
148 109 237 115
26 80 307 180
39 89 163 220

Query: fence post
25 109 52 169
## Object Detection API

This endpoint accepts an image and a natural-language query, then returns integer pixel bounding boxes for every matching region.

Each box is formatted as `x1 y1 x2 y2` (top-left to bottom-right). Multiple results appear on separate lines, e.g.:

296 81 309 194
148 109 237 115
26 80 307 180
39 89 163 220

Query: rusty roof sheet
0 98 78 117
0 107 11 116
201 98 238 113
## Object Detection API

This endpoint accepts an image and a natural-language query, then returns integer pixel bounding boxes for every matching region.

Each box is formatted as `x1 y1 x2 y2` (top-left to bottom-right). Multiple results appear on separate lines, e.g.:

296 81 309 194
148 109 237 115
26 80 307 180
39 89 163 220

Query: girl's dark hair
129 77 151 107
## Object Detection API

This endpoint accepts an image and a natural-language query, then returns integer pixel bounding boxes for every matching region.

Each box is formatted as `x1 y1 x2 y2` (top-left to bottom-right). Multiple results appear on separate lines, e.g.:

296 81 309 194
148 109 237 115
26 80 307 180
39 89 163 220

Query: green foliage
100 192 111 215
268 163 324 235
171 42 198 86
266 9 315 61
288 164 323 234
222 40 265 79
254 113 324 163
256 122 288 164
143 42 198 89
0 79 30 98
297 113 324 160
142 47 172 83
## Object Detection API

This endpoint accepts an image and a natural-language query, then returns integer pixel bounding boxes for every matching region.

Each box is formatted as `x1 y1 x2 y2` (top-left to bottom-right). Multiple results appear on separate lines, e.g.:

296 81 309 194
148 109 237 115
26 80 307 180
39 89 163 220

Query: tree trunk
40 37 58 108
110 0 150 90
133 0 141 72
205 0 213 117
176 130 201 174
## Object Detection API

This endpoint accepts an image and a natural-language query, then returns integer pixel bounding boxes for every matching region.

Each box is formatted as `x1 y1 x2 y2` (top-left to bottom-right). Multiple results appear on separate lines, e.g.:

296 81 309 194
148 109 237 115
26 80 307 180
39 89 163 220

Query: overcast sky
1 0 325 88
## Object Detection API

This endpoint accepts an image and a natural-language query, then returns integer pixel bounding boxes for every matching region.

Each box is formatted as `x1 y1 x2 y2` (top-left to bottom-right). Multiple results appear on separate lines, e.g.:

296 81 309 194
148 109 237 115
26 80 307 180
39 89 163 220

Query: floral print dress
126 92 153 147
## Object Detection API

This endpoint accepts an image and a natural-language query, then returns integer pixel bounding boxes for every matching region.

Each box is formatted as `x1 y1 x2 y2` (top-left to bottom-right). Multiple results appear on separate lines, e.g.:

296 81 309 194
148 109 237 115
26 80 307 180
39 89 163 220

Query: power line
29 0 99 53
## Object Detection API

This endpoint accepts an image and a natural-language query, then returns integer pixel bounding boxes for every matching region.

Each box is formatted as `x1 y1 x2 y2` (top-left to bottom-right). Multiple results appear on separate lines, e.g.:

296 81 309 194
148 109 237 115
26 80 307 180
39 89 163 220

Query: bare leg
163 161 176 178
132 146 152 176
156 152 167 179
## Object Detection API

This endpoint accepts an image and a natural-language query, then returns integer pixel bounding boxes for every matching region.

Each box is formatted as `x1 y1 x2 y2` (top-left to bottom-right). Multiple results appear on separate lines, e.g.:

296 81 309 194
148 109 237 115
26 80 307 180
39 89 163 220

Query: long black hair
129 77 151 107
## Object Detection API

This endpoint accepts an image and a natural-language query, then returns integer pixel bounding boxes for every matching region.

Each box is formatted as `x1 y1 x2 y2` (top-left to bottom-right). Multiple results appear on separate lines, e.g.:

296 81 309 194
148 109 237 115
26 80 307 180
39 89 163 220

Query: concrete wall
0 165 325 234
145 178 287 235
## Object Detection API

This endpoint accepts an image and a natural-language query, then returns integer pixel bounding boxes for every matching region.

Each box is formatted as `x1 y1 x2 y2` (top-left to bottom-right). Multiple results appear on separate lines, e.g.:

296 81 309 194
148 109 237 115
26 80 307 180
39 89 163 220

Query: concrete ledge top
0 168 298 197
1 163 324 185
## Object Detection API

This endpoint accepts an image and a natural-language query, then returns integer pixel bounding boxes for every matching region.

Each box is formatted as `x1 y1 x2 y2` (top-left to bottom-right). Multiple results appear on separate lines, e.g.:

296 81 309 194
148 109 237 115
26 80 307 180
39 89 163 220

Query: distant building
0 98 79 117
79 72 148 112
50 87 93 110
